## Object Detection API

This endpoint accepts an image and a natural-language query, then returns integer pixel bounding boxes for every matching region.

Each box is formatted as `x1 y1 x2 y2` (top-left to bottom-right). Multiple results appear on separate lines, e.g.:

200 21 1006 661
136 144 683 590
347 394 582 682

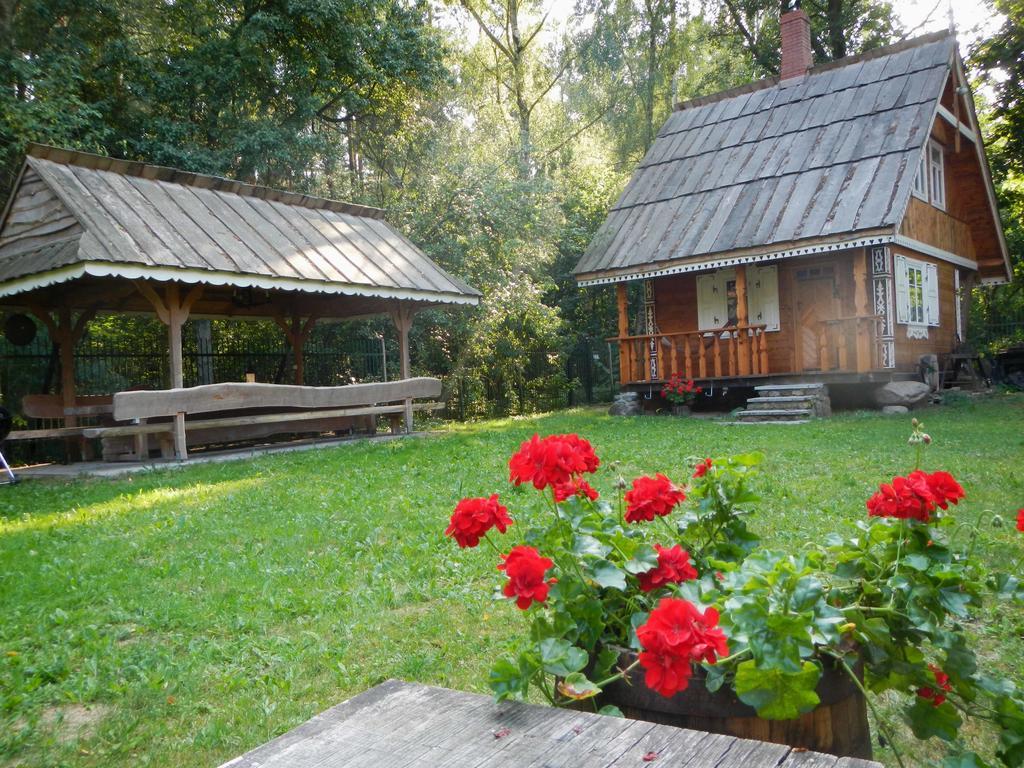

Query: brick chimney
780 6 812 81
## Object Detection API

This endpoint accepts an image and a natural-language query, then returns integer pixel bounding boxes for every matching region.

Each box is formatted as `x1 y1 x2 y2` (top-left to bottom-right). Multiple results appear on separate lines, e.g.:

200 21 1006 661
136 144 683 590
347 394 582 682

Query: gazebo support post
27 304 97 460
390 305 417 434
135 281 204 460
273 314 318 385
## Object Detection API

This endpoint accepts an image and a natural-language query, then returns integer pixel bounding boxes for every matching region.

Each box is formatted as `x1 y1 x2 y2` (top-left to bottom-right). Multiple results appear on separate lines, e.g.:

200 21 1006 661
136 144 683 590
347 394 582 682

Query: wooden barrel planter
595 651 872 759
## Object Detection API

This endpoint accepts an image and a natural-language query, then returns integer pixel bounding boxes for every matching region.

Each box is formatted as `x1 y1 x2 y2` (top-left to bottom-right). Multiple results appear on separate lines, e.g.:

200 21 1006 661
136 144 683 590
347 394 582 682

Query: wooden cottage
575 11 1012 406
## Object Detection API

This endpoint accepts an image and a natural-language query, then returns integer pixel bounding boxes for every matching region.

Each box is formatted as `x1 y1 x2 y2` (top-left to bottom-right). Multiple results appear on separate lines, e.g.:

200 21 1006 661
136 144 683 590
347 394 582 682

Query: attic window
928 141 946 210
911 140 946 211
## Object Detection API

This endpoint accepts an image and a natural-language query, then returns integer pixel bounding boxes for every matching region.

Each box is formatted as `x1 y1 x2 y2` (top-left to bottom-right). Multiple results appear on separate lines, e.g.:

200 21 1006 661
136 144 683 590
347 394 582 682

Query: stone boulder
608 391 643 416
874 381 931 408
881 405 909 415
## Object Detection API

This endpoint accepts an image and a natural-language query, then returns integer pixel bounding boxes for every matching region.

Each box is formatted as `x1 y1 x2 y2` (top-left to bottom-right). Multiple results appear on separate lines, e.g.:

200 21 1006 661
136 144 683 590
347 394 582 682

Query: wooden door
794 266 838 371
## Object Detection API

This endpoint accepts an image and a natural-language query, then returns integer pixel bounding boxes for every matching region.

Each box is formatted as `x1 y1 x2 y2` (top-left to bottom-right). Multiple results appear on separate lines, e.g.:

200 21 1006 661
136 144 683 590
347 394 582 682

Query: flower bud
912 418 919 427
992 514 1004 529
615 476 627 490
922 434 932 444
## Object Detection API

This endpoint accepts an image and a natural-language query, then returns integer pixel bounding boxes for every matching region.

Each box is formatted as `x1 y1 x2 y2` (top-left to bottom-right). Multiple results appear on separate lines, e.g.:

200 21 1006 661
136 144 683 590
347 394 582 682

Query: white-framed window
895 254 940 337
928 140 946 210
696 265 780 332
911 140 946 210
912 150 928 201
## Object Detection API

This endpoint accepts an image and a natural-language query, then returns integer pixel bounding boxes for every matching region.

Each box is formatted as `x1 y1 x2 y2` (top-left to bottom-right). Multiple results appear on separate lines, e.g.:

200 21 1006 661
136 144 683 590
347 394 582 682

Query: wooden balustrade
613 326 769 384
818 315 882 373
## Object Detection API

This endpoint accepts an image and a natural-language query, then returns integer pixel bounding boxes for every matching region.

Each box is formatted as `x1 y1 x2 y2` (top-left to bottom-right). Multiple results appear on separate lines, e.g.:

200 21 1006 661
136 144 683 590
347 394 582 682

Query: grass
1 394 1023 767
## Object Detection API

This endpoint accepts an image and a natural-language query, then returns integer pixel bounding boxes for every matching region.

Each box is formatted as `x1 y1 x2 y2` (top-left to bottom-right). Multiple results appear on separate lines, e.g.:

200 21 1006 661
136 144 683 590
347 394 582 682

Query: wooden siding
891 244 958 368
652 251 873 377
0 167 82 262
900 196 976 261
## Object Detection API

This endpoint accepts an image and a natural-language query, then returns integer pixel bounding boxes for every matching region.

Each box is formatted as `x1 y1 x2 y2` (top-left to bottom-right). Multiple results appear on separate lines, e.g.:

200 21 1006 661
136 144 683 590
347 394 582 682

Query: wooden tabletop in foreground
218 679 883 768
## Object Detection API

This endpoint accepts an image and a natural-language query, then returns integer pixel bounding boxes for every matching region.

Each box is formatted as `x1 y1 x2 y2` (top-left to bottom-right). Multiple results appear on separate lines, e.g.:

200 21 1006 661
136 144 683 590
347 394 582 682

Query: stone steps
734 383 831 423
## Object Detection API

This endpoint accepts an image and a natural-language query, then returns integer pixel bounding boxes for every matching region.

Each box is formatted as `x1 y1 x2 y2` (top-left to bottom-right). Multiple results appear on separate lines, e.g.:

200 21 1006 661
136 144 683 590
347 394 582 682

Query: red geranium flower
638 545 698 592
1017 508 1024 533
866 470 963 524
692 458 712 479
508 434 599 491
446 494 512 548
637 598 728 697
918 664 952 706
498 545 557 609
624 473 686 523
553 477 599 503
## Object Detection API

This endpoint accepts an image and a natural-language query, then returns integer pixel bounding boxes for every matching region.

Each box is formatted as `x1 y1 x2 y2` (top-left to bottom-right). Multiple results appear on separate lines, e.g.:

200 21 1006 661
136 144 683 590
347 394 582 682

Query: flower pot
671 405 691 417
596 651 872 759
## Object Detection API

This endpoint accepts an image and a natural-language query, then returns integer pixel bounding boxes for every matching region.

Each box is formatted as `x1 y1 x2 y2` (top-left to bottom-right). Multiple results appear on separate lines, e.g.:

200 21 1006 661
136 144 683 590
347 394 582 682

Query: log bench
218 679 882 768
83 378 444 461
5 394 115 460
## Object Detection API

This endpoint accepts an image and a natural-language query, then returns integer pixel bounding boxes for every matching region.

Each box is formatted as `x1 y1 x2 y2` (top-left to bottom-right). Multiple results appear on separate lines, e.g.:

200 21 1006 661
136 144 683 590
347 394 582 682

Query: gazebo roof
0 144 479 308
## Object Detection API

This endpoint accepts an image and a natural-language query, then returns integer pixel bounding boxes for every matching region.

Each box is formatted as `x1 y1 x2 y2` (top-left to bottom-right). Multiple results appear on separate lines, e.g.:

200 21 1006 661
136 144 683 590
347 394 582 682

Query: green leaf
734 659 821 720
590 560 627 591
624 544 659 575
489 656 535 701
904 697 962 741
597 704 624 717
904 553 930 571
592 646 620 680
942 751 995 768
538 639 588 676
938 587 972 617
573 534 611 559
703 663 727 693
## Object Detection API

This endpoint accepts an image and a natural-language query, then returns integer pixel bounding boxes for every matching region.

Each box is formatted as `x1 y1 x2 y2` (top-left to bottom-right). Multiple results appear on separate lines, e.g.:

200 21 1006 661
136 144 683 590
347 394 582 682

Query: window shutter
894 255 910 324
749 265 779 331
925 262 940 326
697 273 727 330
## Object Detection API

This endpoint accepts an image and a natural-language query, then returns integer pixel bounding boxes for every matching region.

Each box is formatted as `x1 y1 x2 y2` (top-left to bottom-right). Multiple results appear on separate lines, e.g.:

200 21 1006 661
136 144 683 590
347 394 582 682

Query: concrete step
754 383 826 391
745 396 817 410
735 408 814 422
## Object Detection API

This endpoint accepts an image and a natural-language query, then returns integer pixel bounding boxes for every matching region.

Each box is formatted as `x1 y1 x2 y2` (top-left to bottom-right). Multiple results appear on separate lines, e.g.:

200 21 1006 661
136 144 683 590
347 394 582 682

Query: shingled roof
575 31 1008 285
0 144 479 305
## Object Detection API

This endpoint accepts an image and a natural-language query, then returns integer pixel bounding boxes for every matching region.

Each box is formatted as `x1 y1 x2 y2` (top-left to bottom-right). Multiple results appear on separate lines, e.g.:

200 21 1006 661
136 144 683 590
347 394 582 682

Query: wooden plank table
218 680 883 768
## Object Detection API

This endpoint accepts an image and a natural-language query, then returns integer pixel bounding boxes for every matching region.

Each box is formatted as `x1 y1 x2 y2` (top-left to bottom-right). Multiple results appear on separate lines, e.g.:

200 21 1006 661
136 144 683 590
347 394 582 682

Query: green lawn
2 395 1023 767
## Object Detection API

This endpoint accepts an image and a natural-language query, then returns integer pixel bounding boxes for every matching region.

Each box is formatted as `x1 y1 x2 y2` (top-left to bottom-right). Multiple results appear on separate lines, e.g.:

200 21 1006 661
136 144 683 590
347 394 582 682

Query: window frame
928 140 946 211
906 261 926 325
911 149 928 201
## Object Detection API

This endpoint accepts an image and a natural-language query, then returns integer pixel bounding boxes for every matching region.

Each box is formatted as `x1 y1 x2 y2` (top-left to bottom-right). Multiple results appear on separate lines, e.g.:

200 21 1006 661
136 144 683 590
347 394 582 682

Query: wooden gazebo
0 144 479 459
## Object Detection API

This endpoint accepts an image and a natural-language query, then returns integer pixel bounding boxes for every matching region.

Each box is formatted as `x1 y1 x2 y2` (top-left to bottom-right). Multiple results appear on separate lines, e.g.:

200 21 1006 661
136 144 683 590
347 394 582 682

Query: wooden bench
218 679 882 768
5 394 116 460
83 378 443 461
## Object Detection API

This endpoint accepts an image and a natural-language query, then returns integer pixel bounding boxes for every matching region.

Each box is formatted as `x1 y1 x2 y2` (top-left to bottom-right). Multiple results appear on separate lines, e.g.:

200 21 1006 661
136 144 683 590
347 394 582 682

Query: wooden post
273 314 318 385
135 281 203 460
853 250 872 373
616 284 630 385
28 304 96 460
735 265 750 376
390 304 417 433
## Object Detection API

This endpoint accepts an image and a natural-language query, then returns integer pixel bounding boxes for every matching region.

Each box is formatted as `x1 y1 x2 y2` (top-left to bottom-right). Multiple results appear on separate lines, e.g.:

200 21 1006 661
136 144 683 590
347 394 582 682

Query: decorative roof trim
576 234 894 286
0 261 481 306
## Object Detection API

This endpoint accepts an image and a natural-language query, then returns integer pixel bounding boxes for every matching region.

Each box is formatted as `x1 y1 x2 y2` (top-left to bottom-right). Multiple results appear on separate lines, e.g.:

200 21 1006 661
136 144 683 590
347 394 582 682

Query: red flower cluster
636 598 729 697
1016 508 1024 533
637 545 698 592
866 469 965 523
624 474 686 523
508 433 600 492
552 477 599 503
498 545 557 609
692 458 713 479
662 374 702 403
917 664 952 706
446 495 513 548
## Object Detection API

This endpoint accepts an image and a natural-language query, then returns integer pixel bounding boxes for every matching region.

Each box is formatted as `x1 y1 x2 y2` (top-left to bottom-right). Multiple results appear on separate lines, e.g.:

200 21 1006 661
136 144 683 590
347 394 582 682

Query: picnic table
218 679 883 768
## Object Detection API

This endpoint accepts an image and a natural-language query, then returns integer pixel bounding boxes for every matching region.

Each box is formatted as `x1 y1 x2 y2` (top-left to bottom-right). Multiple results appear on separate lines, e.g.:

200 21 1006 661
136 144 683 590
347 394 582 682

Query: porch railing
612 325 769 384
816 315 882 373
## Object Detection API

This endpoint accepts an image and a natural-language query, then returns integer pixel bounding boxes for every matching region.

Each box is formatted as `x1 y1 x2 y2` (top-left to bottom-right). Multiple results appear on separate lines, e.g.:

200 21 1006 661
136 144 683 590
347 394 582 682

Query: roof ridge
674 29 954 113
24 143 386 220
